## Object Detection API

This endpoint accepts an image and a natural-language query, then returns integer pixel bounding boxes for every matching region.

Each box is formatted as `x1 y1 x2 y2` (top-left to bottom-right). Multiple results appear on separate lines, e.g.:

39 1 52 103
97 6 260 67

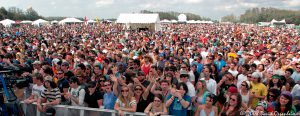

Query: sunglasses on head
230 97 236 101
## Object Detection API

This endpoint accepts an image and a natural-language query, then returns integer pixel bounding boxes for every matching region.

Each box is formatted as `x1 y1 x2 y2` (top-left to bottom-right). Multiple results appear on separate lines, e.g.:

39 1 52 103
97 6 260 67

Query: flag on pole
96 16 100 24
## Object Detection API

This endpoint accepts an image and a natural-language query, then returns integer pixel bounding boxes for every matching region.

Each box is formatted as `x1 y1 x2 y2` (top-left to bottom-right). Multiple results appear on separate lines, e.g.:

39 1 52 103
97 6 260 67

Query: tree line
0 7 43 21
140 10 212 21
221 7 300 25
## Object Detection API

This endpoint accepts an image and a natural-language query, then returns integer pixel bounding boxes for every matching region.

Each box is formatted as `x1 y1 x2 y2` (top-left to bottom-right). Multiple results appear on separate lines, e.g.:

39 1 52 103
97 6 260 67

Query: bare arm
165 96 175 108
144 102 153 114
97 99 103 108
194 105 202 116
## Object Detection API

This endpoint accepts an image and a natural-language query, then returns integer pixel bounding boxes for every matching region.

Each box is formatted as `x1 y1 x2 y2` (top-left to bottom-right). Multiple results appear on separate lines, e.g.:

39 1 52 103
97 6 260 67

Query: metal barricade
20 102 171 116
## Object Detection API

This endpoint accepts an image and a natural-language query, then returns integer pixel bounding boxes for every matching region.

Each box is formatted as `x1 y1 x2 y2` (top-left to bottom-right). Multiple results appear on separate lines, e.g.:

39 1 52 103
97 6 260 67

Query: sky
1 0 300 20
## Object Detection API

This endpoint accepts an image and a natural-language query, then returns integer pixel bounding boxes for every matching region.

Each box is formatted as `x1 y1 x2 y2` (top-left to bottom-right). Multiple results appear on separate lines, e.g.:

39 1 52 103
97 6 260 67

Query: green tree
25 7 41 20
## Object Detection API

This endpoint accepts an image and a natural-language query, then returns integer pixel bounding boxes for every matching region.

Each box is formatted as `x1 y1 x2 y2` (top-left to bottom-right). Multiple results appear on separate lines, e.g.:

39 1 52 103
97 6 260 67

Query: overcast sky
1 0 300 20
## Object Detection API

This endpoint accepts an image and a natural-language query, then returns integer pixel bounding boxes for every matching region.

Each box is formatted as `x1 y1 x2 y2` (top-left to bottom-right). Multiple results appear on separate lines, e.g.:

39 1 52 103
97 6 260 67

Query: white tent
32 19 49 26
59 18 83 25
160 19 171 24
51 20 58 24
271 19 286 25
0 19 15 27
171 20 178 23
87 19 96 23
116 13 161 32
20 20 33 24
187 20 196 24
178 14 187 22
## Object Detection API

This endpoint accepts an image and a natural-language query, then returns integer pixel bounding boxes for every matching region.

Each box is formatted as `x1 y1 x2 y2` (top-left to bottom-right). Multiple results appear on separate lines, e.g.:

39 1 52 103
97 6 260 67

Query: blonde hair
118 86 133 108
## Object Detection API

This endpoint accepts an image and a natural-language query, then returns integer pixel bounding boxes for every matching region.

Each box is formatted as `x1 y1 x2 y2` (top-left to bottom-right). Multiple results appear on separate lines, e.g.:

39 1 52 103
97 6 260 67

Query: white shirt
228 69 239 77
186 81 196 97
237 74 248 89
205 78 217 95
32 84 45 99
189 70 195 82
69 86 86 106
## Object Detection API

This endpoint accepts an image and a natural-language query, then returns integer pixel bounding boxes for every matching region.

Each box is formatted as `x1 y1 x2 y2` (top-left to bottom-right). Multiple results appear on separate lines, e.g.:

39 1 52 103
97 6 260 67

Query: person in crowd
151 79 171 100
202 67 217 95
270 91 297 114
166 82 191 116
267 74 283 90
103 76 118 109
250 71 267 108
192 80 209 109
114 86 137 116
67 76 86 106
24 72 45 104
37 76 61 112
240 81 252 109
220 93 243 116
144 94 168 116
84 81 103 108
194 93 218 116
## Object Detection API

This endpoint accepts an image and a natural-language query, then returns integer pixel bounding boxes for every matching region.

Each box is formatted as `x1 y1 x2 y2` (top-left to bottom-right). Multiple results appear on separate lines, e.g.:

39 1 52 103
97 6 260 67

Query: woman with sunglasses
195 93 218 116
114 86 137 116
240 81 252 109
270 91 297 114
133 82 153 113
103 77 118 110
144 94 168 116
220 93 243 116
192 80 209 109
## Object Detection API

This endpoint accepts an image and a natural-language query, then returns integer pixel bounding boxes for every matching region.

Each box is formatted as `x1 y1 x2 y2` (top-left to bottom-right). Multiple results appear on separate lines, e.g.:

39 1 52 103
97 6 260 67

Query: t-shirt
103 92 117 110
84 90 103 108
32 84 45 99
166 94 191 116
115 98 137 109
41 88 61 102
69 86 86 106
250 82 267 108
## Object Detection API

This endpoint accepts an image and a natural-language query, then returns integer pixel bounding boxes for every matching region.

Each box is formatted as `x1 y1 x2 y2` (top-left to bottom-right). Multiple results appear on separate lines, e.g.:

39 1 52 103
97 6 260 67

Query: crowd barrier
20 102 171 116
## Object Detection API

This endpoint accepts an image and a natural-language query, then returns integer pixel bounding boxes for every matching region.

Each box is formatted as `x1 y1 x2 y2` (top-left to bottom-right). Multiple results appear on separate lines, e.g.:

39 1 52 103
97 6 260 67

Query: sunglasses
181 67 187 68
121 90 129 92
135 88 142 91
269 94 275 98
99 80 105 82
180 76 188 78
241 84 246 87
58 73 63 75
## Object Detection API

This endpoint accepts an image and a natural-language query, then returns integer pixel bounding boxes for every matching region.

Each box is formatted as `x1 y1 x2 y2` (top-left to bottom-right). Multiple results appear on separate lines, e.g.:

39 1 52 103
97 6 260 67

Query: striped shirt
41 88 61 102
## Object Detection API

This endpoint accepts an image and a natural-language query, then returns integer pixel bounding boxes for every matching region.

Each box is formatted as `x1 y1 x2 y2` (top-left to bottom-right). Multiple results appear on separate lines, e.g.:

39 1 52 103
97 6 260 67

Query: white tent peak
178 14 187 22
116 13 160 24
0 19 15 27
59 18 83 24
21 20 33 24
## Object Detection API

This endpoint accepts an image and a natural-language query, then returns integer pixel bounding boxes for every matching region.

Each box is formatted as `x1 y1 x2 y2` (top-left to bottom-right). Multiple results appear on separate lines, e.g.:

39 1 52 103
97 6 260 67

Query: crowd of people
0 23 300 116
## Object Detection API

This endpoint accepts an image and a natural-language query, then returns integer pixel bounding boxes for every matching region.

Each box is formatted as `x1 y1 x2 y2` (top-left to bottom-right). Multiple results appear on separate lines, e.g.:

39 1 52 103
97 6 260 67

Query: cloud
283 0 300 7
96 0 114 7
139 3 162 9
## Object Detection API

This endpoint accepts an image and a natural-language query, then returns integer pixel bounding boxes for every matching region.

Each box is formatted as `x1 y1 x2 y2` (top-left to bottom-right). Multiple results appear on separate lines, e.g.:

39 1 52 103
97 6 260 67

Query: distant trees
222 7 300 25
140 10 212 21
0 7 42 20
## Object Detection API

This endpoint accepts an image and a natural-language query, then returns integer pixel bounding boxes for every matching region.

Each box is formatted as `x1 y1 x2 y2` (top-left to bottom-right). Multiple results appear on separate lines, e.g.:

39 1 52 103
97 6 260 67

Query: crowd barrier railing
20 101 171 116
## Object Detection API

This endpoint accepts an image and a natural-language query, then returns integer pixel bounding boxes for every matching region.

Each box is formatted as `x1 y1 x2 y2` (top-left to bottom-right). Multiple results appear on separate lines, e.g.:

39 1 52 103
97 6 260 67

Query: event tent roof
116 13 160 24
171 20 178 23
33 19 49 25
178 14 187 22
20 20 33 24
87 19 96 23
160 19 171 23
59 18 83 24
0 19 15 27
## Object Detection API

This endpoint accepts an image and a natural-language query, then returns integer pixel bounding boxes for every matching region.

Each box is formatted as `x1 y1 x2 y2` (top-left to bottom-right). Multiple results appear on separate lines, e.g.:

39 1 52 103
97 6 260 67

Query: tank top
200 108 215 116
240 90 250 105
141 63 151 75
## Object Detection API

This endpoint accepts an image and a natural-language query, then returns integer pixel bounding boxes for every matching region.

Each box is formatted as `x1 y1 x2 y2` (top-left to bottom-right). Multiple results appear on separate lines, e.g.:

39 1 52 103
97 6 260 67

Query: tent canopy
116 13 160 24
59 18 83 24
160 19 171 23
87 19 96 23
116 13 161 32
271 19 286 25
21 20 33 24
178 14 187 22
0 19 15 27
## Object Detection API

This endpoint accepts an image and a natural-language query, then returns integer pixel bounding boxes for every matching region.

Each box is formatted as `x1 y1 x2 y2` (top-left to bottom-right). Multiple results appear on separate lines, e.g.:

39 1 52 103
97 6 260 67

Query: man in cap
250 71 267 108
67 76 86 106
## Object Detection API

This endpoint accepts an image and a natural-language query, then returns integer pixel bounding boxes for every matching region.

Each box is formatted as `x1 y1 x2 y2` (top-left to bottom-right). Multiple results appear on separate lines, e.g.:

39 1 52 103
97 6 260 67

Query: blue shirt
103 92 117 110
166 94 191 116
214 59 226 72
